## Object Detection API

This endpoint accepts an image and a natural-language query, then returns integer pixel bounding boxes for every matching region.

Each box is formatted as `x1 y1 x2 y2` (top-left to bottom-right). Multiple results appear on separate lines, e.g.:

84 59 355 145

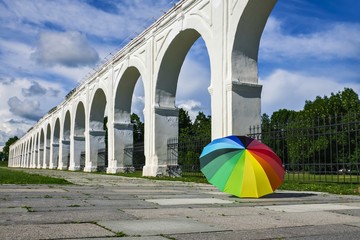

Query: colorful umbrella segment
200 135 284 198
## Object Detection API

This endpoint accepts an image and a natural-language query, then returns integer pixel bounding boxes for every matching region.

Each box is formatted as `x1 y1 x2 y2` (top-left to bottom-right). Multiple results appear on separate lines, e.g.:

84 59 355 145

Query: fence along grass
249 112 360 184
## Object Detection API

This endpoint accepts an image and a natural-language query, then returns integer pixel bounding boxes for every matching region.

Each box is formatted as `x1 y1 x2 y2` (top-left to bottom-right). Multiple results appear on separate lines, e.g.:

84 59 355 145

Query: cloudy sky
0 0 359 146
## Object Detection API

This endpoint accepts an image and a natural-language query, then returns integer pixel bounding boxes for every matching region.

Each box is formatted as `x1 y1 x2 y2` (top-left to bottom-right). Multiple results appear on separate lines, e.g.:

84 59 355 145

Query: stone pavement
0 169 360 240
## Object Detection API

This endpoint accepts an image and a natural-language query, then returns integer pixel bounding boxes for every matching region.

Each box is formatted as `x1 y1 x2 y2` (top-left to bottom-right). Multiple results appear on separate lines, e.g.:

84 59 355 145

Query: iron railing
166 113 360 183
167 137 210 176
249 113 360 184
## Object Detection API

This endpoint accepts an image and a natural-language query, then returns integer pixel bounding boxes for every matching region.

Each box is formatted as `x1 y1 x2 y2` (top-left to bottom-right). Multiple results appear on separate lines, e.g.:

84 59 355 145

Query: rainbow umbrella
200 135 284 198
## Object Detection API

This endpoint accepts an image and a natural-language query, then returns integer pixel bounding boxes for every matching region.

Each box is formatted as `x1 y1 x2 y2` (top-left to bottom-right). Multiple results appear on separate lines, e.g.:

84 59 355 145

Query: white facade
8 0 277 176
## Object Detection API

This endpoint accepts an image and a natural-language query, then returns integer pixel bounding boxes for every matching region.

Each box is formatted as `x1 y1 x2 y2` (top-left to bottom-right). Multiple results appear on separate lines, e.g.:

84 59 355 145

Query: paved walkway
1 169 360 239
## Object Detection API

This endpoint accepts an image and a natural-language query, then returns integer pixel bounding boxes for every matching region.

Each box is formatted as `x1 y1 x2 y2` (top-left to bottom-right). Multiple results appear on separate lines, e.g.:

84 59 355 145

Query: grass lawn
115 170 359 195
285 172 360 183
0 167 71 184
0 165 358 195
0 161 8 167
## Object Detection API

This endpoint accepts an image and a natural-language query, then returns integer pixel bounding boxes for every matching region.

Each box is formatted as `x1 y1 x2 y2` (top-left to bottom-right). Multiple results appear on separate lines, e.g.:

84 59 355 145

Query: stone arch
89 88 107 131
115 67 142 122
33 134 38 168
151 28 212 175
231 0 276 83
113 66 145 172
39 128 45 168
61 110 71 169
23 140 28 167
28 138 32 168
20 142 24 167
227 0 276 135
45 123 51 168
70 101 86 170
51 118 60 169
155 28 207 107
87 88 107 171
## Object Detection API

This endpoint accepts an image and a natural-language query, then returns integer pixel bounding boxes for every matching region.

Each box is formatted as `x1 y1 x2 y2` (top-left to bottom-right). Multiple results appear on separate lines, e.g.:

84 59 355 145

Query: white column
84 130 105 172
69 134 85 171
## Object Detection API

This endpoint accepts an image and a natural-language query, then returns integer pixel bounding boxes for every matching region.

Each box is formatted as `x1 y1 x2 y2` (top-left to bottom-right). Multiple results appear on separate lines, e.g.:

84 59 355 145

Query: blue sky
0 0 359 146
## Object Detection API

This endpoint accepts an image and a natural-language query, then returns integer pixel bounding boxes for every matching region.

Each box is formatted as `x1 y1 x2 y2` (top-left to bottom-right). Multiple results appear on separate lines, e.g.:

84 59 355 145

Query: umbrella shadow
228 192 317 199
261 192 317 199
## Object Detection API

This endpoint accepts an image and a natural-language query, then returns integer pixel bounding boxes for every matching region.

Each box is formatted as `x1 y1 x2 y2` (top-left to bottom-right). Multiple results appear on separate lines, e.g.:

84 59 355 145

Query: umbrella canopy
200 135 284 198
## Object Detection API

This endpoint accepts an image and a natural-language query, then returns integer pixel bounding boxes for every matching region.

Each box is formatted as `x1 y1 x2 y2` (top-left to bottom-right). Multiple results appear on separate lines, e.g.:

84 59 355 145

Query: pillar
69 135 85 171
107 122 134 173
143 106 180 177
84 130 105 172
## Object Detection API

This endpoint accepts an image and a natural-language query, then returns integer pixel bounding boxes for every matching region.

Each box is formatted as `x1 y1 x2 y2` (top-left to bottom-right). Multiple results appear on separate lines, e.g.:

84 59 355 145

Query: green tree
192 112 211 141
3 136 19 161
131 113 144 143
178 108 193 140
264 88 360 173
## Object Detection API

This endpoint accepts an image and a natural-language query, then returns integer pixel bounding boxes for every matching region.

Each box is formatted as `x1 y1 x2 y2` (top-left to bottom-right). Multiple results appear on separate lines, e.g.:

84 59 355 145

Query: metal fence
166 113 360 183
124 142 145 170
167 137 209 176
249 113 360 184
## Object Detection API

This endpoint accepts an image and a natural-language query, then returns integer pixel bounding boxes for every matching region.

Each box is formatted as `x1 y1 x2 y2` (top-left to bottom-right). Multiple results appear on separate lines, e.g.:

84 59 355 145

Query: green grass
1 165 358 195
285 172 359 183
0 161 8 167
114 170 359 195
0 167 71 184
279 182 360 195
114 170 208 183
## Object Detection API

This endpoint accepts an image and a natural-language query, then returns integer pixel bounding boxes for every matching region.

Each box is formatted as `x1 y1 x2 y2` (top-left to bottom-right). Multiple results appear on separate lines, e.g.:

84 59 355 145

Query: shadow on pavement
263 192 317 198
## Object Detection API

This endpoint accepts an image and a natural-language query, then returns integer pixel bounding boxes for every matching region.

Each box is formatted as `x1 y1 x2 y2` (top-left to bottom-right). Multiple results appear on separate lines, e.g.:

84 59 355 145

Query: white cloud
0 77 67 142
2 0 172 40
7 96 43 121
32 31 99 67
177 100 204 121
260 69 360 115
261 17 360 61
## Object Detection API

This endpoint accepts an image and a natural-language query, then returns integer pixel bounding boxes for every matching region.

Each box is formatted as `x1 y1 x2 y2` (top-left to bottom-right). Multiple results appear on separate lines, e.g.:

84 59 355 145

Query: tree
192 112 211 141
3 136 19 161
178 108 192 140
263 88 360 173
131 113 144 143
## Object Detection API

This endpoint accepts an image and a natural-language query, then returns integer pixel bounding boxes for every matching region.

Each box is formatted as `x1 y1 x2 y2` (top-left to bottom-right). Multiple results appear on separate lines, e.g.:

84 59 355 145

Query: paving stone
257 203 360 213
0 207 28 213
169 224 360 240
0 223 114 240
145 198 234 205
2 169 360 240
98 218 225 236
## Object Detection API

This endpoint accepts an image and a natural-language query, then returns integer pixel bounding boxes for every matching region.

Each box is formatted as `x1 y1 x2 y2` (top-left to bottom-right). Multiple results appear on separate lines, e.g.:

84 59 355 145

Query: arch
90 88 107 130
112 66 145 172
231 0 276 83
151 28 212 175
87 88 108 172
51 118 60 168
54 118 60 141
75 102 86 136
70 101 86 170
28 138 33 168
155 28 206 107
39 128 45 168
115 67 142 123
64 111 71 140
227 0 276 135
23 140 28 167
44 123 51 168
33 133 38 168
60 110 71 169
